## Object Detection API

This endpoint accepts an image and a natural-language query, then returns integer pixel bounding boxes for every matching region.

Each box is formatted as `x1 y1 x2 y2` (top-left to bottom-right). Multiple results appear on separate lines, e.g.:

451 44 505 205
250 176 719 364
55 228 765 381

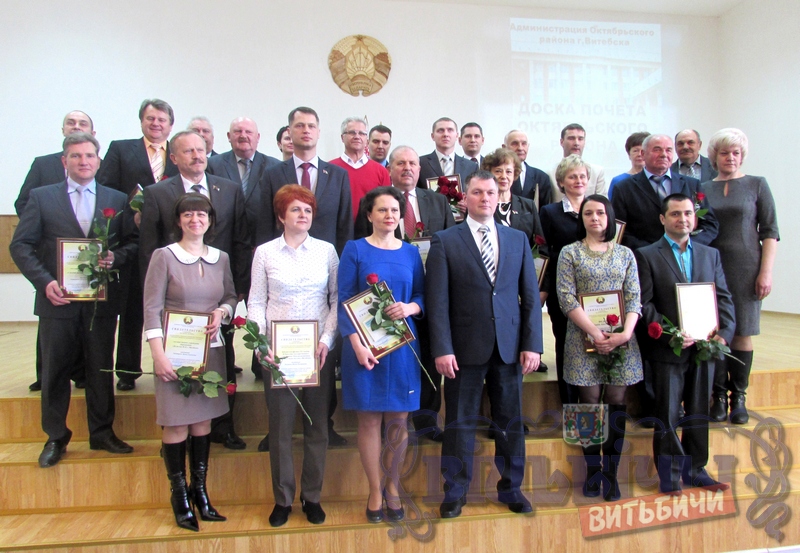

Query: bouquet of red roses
647 316 742 367
436 176 464 219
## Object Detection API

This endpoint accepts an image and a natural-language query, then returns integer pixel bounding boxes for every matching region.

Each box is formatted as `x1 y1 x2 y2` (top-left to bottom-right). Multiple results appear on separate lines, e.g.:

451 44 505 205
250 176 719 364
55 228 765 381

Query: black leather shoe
659 481 682 495
382 489 404 521
301 499 326 524
639 418 656 429
499 492 533 514
269 504 292 527
538 361 549 372
38 440 67 468
258 434 270 452
116 380 135 391
210 431 246 450
683 470 730 490
89 434 133 454
234 365 243 374
365 504 384 523
439 496 466 519
710 394 728 422
729 394 749 425
74 380 86 389
29 380 42 392
328 429 347 447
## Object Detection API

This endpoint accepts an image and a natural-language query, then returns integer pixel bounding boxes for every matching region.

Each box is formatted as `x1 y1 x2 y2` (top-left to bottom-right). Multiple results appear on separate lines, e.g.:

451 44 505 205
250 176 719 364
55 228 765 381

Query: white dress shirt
181 174 210 197
293 154 320 192
465 215 499 269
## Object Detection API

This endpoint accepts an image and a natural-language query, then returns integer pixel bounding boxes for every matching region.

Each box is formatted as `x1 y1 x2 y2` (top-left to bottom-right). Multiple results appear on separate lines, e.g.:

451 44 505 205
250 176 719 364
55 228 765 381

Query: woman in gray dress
556 194 643 501
703 128 779 424
143 194 238 531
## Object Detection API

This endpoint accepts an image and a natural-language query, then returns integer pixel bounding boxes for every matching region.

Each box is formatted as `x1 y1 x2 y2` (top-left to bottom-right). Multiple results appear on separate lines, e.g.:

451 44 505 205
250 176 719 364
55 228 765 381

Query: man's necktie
404 191 416 238
479 225 496 284
651 175 667 200
440 156 452 176
150 144 164 182
300 162 312 190
240 158 252 195
191 184 203 194
75 186 92 236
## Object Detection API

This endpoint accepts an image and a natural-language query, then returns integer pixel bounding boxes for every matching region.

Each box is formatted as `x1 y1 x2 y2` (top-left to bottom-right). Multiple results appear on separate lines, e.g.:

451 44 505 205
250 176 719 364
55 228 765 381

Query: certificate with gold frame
342 281 415 360
578 290 626 353
163 310 211 376
676 282 719 341
534 255 549 290
270 320 320 388
56 238 107 301
410 237 432 268
427 174 464 222
615 220 626 244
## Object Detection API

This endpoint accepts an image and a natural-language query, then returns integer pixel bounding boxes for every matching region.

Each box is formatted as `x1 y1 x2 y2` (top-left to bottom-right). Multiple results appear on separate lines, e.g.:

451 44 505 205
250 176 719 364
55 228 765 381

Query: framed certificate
163 310 211 375
676 282 719 340
342 281 416 359
578 290 625 352
57 238 107 301
615 220 626 244
534 255 549 289
427 174 464 222
270 320 320 387
410 236 432 268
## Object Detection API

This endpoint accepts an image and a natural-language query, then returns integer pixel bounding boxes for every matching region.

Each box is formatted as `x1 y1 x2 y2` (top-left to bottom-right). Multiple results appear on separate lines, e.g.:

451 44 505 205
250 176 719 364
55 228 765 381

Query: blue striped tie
479 225 496 284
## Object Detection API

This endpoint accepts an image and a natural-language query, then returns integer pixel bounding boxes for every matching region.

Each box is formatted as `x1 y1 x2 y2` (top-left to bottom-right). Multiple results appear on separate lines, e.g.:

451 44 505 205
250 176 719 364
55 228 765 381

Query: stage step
0 470 796 553
1 406 797 514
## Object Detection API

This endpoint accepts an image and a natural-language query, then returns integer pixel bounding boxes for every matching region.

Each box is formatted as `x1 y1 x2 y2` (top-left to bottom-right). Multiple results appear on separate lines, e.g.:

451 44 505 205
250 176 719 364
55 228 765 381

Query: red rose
415 222 425 232
366 273 379 285
231 316 247 328
102 208 117 218
226 383 237 396
534 235 546 247
438 183 450 196
696 192 706 202
606 314 620 326
648 322 663 339
437 176 451 187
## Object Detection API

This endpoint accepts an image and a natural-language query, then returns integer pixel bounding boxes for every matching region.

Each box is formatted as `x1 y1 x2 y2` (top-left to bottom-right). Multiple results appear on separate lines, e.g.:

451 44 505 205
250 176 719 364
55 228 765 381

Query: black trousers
35 327 86 383
545 294 578 406
441 347 525 502
410 316 442 431
115 264 143 382
651 359 712 488
40 310 117 443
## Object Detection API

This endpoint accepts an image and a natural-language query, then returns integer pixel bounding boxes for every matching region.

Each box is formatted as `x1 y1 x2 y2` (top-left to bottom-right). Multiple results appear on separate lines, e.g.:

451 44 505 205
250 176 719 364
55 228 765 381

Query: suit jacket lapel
417 189 432 229
656 238 687 283
282 160 298 185
135 138 155 185
426 153 443 178
457 223 492 284
58 182 85 237
315 160 330 199
633 172 662 208
225 153 242 184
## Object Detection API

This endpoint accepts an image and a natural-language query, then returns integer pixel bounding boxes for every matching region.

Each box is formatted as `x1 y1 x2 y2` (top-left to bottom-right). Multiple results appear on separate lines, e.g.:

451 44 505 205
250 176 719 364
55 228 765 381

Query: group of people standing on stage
10 99 779 531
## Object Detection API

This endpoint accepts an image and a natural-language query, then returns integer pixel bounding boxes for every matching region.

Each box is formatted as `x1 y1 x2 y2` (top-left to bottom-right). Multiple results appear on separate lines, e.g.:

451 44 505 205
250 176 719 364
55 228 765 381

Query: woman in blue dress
338 186 425 524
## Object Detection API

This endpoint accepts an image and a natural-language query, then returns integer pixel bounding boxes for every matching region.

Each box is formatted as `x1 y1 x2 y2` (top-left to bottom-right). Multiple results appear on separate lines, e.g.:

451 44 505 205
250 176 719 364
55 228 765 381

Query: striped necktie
239 158 251 195
479 225 496 284
150 144 164 182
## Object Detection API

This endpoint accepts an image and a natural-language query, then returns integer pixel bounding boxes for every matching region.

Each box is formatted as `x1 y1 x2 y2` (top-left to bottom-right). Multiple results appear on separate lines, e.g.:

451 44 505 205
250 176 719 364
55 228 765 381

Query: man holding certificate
635 193 735 494
10 132 138 468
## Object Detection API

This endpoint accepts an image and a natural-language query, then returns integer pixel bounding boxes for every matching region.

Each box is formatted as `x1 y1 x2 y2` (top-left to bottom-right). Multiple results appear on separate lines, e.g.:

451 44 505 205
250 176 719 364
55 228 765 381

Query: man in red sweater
329 116 390 220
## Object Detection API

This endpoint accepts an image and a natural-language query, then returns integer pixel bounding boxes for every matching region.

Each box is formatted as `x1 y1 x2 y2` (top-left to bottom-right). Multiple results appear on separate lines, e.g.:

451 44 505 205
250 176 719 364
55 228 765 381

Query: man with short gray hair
672 129 718 182
187 116 217 158
329 116 390 220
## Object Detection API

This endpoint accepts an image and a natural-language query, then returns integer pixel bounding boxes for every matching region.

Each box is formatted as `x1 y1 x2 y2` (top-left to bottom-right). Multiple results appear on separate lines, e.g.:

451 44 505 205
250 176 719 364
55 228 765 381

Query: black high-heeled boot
710 357 729 422
163 441 199 531
581 443 602 498
729 350 753 425
602 405 628 502
188 434 227 521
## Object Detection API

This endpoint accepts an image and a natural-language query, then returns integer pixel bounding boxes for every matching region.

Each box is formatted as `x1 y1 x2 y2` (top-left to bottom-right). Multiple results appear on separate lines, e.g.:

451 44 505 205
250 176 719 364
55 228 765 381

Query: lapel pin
322 169 328 175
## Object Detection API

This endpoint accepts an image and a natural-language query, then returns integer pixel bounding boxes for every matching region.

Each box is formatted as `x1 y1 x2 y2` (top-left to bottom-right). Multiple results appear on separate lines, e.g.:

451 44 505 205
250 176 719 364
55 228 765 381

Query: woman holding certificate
248 185 339 528
143 194 237 532
539 154 589 406
555 194 643 502
338 186 425 523
702 128 780 425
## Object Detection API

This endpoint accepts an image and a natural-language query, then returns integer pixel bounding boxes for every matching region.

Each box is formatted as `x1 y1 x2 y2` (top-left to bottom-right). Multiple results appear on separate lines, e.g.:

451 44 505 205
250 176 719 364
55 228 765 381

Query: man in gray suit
207 117 280 245
138 130 250 450
15 109 96 391
672 129 718 182
417 117 479 189
10 132 138 467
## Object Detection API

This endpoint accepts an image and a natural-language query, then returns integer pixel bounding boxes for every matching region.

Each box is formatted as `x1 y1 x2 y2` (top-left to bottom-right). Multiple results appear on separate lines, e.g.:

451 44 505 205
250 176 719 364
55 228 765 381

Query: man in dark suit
426 171 542 519
612 134 719 251
187 116 218 158
417 117 479 189
368 124 392 167
207 117 280 245
503 129 552 209
672 129 718 182
458 122 485 165
10 133 138 467
139 130 250 450
15 110 96 391
257 106 353 449
96 99 179 391
635 193 735 493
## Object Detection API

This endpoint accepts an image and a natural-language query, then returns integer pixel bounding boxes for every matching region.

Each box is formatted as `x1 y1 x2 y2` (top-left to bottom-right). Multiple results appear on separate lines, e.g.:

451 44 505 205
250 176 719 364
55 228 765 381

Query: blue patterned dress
556 241 643 386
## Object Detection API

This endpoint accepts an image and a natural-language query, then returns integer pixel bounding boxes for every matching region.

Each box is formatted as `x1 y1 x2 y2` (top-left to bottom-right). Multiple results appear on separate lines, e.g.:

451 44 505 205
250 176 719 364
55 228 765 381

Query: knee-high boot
189 434 226 521
710 357 729 422
602 405 628 501
581 443 602 497
729 350 753 425
163 440 199 531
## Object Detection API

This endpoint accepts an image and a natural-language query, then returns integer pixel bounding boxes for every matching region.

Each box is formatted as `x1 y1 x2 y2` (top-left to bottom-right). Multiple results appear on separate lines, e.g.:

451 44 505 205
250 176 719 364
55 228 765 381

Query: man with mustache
671 129 718 182
138 130 250 450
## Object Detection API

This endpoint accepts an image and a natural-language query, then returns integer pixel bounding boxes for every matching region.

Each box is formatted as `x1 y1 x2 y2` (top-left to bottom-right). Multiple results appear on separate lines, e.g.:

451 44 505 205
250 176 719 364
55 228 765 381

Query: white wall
1 0 795 319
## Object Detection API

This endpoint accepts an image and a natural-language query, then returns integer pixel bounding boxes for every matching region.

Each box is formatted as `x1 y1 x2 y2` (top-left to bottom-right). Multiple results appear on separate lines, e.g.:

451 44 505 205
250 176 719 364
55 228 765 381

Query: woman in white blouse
247 185 339 528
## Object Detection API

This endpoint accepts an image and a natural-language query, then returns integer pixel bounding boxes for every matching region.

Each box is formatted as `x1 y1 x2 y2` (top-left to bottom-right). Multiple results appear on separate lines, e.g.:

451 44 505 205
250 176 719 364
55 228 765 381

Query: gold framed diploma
56 238 107 301
615 220 626 244
410 237 432 268
342 281 416 360
270 320 320 388
427 174 464 222
534 255 549 289
162 310 211 375
676 282 719 341
578 290 625 352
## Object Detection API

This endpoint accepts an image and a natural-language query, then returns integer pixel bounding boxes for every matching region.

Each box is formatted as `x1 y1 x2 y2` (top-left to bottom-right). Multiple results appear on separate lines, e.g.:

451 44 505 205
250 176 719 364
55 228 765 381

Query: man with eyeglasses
329 116 390 220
